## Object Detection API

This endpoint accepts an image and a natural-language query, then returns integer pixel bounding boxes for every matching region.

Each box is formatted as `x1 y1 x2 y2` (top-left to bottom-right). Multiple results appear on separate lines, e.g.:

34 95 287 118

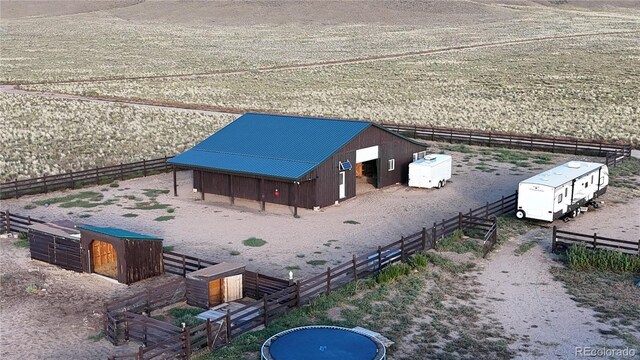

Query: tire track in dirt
5 29 638 87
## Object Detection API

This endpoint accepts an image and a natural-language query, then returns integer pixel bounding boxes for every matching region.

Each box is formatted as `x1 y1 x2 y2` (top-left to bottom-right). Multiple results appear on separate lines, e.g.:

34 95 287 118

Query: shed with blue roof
78 225 164 284
168 113 427 212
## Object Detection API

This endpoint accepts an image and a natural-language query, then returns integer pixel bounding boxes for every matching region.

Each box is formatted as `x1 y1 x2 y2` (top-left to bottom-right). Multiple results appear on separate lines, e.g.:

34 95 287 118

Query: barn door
339 171 346 199
91 240 117 279
209 278 222 307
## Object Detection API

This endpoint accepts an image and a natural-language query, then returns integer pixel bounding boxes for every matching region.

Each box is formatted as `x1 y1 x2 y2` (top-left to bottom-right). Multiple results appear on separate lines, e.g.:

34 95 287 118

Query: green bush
168 307 204 328
376 263 411 283
567 244 640 273
407 254 428 269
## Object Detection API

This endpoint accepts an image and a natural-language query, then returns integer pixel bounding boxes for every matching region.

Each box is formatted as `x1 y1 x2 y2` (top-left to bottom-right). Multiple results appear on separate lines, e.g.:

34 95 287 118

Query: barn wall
123 240 164 285
186 278 210 309
313 126 427 207
80 232 127 283
194 171 317 209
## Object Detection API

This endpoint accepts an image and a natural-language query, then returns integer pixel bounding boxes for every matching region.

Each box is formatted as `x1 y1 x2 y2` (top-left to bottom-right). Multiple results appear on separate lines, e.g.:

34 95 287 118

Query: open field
0 93 235 181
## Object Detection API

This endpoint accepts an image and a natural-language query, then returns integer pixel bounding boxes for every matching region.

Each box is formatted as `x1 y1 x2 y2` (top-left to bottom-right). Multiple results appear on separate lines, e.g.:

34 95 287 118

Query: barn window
388 159 395 171
558 194 563 203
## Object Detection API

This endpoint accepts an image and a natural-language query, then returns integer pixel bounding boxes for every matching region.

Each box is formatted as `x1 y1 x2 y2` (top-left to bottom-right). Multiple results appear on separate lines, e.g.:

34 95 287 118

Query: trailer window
388 159 395 171
565 188 568 197
591 175 594 184
584 182 588 188
558 194 563 203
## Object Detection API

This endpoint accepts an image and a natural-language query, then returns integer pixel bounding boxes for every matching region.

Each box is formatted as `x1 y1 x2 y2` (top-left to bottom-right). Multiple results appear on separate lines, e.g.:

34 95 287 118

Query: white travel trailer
408 154 452 189
516 161 608 222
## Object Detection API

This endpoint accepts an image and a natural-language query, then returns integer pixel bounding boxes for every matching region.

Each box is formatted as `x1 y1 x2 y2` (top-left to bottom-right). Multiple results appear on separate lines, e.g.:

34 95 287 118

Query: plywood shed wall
27 221 83 272
186 263 245 309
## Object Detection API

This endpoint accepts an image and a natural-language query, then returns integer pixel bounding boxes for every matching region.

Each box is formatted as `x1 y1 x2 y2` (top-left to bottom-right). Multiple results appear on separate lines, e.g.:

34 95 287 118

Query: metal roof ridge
187 148 320 165
244 112 373 125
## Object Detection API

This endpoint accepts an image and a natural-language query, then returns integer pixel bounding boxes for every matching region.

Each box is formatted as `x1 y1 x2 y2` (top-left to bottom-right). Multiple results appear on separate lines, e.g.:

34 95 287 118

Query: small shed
27 221 83 272
186 262 245 308
77 225 164 285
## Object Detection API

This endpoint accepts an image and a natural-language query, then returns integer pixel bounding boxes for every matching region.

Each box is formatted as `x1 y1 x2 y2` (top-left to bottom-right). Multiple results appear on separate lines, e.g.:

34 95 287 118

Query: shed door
339 171 346 199
209 278 222 306
223 275 243 302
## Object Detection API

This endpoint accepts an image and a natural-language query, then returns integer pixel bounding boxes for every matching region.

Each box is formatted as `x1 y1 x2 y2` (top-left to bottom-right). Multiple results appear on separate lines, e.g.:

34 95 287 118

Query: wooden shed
77 225 164 285
186 263 245 309
168 113 428 214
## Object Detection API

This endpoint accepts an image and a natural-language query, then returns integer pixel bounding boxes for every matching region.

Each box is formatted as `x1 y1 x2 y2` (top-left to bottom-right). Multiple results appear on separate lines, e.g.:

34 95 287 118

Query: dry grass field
1 1 639 183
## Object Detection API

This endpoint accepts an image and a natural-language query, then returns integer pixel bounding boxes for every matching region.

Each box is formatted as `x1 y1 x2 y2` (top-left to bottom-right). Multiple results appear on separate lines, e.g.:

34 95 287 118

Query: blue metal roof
77 225 162 241
168 113 373 180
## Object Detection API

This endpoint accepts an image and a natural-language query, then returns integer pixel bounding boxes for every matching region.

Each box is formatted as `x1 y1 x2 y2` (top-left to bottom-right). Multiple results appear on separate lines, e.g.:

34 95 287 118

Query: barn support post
293 181 300 218
229 175 234 205
173 166 177 197
260 178 265 211
200 171 205 201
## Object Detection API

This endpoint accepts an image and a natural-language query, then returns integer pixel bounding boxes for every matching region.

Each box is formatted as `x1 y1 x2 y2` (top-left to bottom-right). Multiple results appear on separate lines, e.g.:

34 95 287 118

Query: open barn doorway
91 240 117 279
356 159 378 195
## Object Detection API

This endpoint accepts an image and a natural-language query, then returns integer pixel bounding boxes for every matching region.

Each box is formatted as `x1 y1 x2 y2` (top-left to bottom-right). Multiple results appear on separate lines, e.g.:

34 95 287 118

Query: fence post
326 267 331 294
14 180 19 198
165 155 169 171
458 212 463 231
206 319 212 349
432 223 437 249
263 296 269 327
5 210 10 233
421 227 426 250
120 163 124 180
137 346 144 360
96 167 100 185
552 137 556 153
184 326 191 359
295 280 301 307
255 273 260 297
485 202 489 218
352 254 357 282
377 246 382 270
182 254 186 277
225 309 231 344
441 219 445 238
400 236 405 262
43 174 48 193
143 159 147 177
552 226 557 251
593 233 597 250
500 196 504 215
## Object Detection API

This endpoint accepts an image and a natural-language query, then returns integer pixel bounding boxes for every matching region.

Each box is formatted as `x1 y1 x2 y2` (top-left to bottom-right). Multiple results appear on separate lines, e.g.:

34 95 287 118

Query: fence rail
1 210 45 233
383 123 633 158
552 227 639 255
0 156 173 200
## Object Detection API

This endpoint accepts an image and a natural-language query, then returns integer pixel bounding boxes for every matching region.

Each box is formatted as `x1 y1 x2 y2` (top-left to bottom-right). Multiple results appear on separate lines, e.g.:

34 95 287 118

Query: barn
168 113 427 212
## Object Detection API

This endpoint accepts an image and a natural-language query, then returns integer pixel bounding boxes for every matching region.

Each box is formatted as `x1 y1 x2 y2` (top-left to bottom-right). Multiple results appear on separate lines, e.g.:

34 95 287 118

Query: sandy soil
476 228 629 358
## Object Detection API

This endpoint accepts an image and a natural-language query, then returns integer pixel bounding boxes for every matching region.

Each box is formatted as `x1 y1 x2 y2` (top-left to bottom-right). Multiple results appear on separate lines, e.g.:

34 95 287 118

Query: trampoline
261 325 386 360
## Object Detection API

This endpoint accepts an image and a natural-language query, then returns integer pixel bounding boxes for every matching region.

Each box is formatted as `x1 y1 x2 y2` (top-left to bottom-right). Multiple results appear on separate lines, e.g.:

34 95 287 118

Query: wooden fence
104 280 187 346
552 227 639 255
28 228 83 272
0 156 173 200
1 210 45 233
382 123 633 158
162 251 218 277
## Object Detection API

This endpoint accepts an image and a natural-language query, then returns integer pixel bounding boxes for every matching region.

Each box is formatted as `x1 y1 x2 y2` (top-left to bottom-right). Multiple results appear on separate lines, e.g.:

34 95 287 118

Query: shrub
242 237 266 247
377 263 411 283
407 254 428 269
567 244 640 273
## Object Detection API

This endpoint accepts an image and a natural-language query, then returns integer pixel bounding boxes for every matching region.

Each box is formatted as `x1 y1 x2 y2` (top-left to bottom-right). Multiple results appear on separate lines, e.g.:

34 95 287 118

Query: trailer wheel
436 180 442 189
441 179 446 187
515 210 525 219
593 202 600 209
571 209 578 218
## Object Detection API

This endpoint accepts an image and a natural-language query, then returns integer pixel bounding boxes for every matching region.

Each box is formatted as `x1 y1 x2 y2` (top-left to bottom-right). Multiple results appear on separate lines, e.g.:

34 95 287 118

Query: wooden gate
92 240 117 278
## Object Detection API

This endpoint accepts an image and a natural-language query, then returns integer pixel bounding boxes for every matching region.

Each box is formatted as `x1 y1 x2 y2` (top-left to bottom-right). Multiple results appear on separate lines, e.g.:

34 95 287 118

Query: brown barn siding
186 278 210 309
123 240 164 285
